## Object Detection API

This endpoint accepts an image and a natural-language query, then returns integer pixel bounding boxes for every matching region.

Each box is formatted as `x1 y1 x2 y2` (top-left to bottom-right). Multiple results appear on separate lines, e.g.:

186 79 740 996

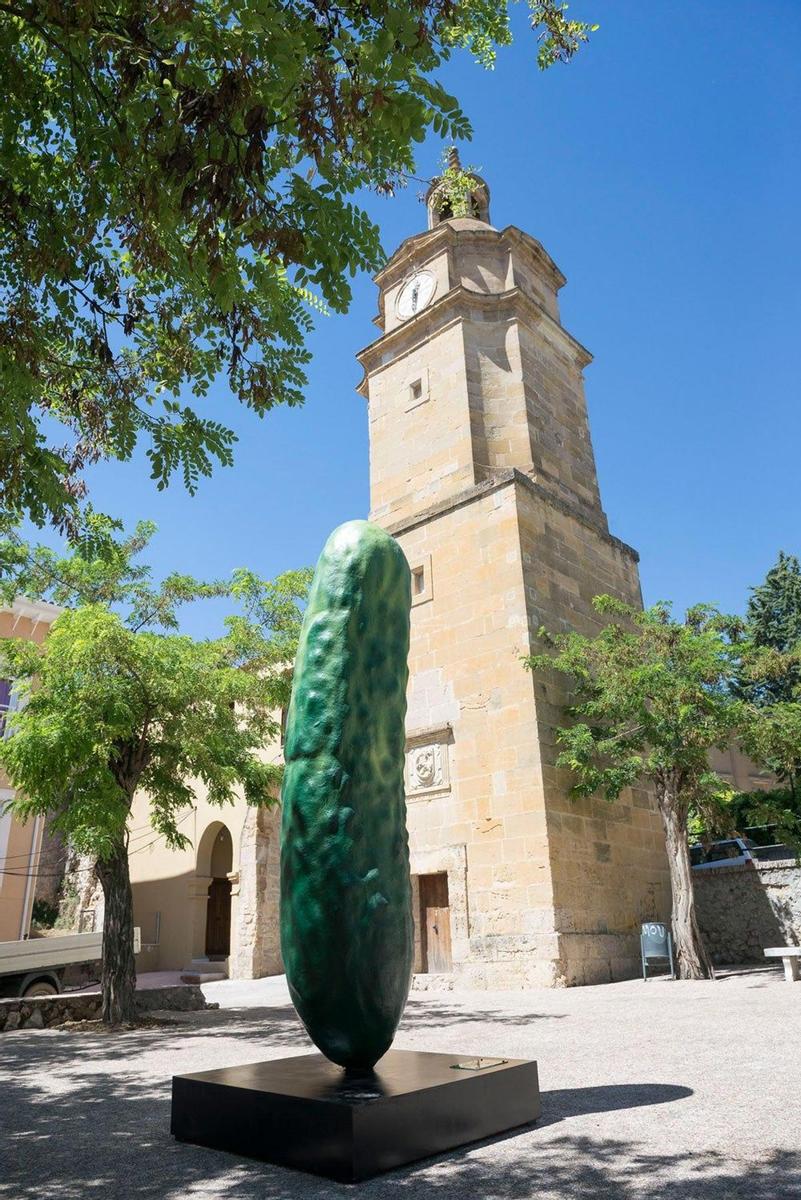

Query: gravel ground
1 966 798 1199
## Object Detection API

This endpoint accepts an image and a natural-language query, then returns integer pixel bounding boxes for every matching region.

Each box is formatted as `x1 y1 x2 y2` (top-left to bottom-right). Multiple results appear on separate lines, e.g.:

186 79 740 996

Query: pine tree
527 599 743 981
738 552 801 802
740 552 801 705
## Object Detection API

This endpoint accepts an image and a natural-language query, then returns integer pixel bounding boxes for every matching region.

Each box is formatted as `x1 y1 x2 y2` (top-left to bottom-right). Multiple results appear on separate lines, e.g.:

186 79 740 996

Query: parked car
742 826 796 861
690 838 757 870
743 824 781 848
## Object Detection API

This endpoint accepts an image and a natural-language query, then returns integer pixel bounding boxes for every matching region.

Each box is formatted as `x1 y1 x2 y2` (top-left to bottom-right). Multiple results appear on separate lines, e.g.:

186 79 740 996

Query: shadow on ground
714 964 785 987
0 1014 792 1200
538 1082 693 1128
0 1045 795 1200
0 983 796 1200
400 1000 567 1029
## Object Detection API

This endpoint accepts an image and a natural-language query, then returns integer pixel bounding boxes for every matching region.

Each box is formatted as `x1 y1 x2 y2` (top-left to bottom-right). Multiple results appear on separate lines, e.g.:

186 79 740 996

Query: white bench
764 946 801 982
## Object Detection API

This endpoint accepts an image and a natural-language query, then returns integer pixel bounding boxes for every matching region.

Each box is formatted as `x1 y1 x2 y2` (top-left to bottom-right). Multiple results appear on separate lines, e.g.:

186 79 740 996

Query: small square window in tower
409 554 433 607
418 872 452 974
405 367 430 412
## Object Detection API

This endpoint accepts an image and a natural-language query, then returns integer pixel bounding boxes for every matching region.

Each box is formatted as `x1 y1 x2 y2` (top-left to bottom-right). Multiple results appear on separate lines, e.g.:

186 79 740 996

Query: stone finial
447 146 462 172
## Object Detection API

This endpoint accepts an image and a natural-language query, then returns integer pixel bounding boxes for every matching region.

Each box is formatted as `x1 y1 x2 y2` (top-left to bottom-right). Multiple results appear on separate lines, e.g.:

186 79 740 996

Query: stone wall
32 819 68 909
58 846 104 932
0 984 209 1033
381 473 672 991
515 476 671 985
693 860 801 964
127 788 284 975
231 804 282 979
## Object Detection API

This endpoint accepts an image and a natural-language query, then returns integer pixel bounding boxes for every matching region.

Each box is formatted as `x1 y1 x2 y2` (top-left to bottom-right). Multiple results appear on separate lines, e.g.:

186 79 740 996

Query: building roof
2 597 63 627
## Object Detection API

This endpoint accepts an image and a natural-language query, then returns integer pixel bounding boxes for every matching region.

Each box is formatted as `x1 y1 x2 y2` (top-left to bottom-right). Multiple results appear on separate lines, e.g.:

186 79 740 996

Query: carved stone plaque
405 734 450 798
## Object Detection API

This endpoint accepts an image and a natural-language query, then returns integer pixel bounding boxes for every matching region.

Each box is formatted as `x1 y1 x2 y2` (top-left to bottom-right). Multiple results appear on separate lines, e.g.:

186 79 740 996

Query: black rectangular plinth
171 1049 541 1182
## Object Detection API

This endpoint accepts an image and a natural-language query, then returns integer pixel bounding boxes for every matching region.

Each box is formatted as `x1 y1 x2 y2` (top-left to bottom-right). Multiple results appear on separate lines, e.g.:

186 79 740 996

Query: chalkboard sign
640 922 675 980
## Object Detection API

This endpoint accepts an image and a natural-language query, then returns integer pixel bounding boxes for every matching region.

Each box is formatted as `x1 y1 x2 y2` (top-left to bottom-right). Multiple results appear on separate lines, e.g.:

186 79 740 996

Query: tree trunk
658 786 715 980
95 838 138 1025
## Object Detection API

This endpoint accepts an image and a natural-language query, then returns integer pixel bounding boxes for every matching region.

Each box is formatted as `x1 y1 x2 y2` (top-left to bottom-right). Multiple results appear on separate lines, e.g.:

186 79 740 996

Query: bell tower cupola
425 147 491 229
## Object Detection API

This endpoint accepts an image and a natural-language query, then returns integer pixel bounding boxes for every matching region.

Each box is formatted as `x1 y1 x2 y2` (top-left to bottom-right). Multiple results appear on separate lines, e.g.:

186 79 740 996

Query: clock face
396 270 436 319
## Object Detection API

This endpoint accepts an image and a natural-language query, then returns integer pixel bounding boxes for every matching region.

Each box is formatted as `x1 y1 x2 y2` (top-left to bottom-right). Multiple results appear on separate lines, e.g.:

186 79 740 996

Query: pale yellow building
0 599 61 943
128 791 282 980
128 164 681 987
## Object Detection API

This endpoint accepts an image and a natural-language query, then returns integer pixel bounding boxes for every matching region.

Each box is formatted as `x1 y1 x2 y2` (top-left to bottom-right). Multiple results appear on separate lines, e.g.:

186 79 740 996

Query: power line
0 814 177 866
0 808 199 879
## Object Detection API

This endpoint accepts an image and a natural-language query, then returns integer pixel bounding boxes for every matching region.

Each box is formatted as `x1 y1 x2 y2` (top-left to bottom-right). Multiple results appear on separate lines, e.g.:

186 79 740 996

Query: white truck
0 929 140 998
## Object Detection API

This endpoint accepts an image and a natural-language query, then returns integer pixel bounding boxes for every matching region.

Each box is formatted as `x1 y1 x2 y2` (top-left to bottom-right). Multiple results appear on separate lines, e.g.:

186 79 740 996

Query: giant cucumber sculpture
280 520 413 1070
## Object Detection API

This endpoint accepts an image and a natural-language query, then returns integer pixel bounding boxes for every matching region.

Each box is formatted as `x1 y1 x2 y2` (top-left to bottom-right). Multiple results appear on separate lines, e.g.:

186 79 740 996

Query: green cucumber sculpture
280 520 414 1070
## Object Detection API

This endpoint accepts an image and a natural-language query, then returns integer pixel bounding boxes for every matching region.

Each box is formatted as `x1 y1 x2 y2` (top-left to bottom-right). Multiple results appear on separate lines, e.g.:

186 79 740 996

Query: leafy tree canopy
0 0 596 532
528 597 743 820
0 514 310 1021
690 785 801 855
0 514 311 855
1 606 282 855
527 596 745 979
741 695 801 804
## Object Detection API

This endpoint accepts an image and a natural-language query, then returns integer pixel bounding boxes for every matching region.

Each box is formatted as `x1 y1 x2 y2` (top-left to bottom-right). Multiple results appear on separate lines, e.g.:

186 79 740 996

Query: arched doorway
198 823 233 959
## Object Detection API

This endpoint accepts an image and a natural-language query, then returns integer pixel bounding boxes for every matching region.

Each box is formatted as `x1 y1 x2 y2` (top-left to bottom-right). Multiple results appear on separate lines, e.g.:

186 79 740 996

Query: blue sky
78 0 801 638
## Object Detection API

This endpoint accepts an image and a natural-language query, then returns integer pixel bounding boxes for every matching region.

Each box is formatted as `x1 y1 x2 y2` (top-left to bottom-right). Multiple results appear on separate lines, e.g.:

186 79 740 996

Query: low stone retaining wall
694 859 801 965
0 984 209 1033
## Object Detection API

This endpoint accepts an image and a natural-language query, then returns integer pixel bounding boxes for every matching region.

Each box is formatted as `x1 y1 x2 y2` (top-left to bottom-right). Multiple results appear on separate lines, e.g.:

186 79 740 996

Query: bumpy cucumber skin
280 520 413 1070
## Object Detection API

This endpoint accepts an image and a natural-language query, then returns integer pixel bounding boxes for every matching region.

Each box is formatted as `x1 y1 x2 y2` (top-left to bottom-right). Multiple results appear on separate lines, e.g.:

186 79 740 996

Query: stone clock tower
356 157 670 988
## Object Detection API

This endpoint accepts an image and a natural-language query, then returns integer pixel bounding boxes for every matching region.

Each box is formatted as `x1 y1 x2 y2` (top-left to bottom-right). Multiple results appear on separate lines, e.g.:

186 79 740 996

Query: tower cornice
380 468 636 562
374 221 565 288
356 282 592 398
370 221 566 333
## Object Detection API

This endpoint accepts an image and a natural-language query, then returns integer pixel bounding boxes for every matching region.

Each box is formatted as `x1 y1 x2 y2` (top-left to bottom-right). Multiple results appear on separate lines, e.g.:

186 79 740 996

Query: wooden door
205 877 232 957
420 873 452 973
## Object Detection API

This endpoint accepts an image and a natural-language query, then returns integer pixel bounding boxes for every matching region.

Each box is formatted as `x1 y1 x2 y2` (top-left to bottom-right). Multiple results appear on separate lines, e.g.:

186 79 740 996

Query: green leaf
0 0 590 529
